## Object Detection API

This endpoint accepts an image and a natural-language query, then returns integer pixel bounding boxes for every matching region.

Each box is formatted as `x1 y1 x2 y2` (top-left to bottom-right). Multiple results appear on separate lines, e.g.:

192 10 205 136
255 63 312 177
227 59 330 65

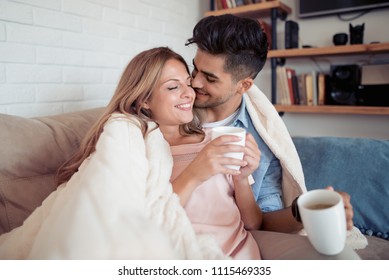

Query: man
185 14 354 235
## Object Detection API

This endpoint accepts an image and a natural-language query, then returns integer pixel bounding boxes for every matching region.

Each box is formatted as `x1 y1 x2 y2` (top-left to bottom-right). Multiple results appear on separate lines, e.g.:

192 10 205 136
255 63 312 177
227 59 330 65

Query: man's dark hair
186 14 268 81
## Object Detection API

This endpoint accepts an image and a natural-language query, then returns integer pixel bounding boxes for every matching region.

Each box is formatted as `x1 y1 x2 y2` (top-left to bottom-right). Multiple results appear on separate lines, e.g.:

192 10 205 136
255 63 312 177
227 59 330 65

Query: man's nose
191 74 203 89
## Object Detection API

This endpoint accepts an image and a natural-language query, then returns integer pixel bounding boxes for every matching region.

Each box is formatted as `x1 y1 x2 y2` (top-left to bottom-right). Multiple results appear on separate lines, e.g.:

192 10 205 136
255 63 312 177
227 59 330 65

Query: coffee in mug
297 189 347 255
306 203 334 210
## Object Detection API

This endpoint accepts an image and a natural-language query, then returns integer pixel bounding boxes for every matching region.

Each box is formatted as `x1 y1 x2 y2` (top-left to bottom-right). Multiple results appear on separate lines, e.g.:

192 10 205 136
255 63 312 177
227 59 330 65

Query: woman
57 47 262 259
0 47 260 259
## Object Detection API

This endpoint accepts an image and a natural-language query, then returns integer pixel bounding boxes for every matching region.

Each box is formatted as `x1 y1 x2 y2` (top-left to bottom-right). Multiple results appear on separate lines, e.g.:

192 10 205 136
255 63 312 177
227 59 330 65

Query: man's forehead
192 52 226 76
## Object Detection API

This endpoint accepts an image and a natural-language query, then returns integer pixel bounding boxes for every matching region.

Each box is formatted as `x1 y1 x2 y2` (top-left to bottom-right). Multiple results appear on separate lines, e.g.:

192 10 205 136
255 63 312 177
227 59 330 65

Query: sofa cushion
0 108 104 234
293 137 389 240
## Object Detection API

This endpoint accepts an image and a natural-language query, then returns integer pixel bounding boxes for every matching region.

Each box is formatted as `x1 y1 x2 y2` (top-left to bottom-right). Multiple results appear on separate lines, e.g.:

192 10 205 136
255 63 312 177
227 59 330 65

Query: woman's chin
181 115 194 124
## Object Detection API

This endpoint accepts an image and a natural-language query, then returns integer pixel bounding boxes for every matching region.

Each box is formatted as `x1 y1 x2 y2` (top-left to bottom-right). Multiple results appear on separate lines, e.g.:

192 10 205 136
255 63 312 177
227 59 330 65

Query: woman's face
145 59 195 126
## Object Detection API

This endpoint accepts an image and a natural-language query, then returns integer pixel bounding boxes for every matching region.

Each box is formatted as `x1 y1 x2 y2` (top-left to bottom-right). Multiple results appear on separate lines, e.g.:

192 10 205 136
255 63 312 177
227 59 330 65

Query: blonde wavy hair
56 47 204 186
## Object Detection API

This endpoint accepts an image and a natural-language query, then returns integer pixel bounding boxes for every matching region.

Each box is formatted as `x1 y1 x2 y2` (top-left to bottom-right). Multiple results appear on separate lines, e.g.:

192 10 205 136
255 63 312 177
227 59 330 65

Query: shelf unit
206 1 389 116
272 43 389 115
205 1 291 18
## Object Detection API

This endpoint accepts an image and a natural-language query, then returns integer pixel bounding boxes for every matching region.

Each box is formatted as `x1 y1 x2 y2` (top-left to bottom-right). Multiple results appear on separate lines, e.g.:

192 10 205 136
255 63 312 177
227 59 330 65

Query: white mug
211 126 246 170
297 189 347 255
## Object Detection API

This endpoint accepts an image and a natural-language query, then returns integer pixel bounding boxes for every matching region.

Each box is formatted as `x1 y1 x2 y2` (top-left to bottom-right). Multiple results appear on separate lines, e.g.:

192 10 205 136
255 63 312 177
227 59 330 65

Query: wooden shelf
275 105 389 115
268 42 389 58
205 3 389 116
205 0 291 18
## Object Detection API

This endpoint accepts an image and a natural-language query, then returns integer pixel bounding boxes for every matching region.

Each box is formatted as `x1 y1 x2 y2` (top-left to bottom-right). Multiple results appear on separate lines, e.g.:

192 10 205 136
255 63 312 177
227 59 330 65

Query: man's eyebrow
192 59 219 80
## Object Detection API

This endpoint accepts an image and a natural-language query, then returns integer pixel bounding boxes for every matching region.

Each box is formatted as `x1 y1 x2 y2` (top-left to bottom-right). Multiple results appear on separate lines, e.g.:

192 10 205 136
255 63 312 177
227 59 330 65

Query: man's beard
194 91 235 109
194 97 225 109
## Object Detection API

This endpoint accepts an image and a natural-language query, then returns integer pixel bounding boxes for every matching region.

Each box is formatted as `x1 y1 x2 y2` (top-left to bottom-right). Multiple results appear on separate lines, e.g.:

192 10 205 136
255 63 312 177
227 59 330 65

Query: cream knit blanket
245 85 307 205
0 85 365 258
0 115 226 259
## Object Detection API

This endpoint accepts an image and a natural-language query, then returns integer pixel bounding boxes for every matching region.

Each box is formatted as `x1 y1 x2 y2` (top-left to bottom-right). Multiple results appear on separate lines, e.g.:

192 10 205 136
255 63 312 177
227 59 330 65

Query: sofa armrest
0 108 104 234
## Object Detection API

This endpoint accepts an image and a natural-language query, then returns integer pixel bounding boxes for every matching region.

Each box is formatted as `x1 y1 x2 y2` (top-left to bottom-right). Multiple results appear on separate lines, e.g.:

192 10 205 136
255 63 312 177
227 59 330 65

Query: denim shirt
231 97 284 212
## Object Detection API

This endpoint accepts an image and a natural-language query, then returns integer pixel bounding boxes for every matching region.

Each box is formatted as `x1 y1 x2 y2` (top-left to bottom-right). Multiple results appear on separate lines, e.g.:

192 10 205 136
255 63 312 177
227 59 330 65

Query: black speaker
285 20 299 49
357 84 389 106
326 65 361 105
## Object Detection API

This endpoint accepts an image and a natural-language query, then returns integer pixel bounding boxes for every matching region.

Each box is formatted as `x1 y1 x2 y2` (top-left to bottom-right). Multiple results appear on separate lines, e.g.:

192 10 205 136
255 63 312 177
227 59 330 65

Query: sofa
0 108 388 259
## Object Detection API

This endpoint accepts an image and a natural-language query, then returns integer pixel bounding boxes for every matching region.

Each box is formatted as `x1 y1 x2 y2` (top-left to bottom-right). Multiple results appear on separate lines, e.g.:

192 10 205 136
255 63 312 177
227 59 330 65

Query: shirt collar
233 94 250 128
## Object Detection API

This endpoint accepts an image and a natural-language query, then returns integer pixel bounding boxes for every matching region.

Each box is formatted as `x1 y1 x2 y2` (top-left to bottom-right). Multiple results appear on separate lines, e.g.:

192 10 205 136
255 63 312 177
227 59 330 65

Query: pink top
170 130 261 260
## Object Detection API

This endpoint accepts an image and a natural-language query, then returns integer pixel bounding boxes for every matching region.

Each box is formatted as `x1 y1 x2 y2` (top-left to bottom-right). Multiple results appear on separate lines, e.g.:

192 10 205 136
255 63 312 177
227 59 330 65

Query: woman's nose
183 83 195 98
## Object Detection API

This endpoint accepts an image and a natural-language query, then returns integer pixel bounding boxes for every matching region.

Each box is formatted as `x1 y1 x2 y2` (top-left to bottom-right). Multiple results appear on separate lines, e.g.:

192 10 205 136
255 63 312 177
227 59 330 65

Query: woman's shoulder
108 112 136 122
103 112 142 133
105 112 143 128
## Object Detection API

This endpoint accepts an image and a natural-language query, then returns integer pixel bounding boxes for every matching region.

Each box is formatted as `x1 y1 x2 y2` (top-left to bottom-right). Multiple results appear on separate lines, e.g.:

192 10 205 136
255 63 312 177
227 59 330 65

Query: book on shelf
277 68 332 106
212 0 265 11
311 70 318 106
297 73 307 105
228 0 236 8
235 0 245 6
317 73 326 105
292 73 300 105
305 73 314 106
277 66 302 105
276 66 288 105
211 0 220 10
276 67 285 104
285 68 296 105
298 71 330 106
220 0 230 9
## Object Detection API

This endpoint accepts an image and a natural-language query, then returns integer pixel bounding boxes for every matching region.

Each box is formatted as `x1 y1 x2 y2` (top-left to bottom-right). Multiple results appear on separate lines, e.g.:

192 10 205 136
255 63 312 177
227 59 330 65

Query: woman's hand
172 134 247 205
185 134 247 183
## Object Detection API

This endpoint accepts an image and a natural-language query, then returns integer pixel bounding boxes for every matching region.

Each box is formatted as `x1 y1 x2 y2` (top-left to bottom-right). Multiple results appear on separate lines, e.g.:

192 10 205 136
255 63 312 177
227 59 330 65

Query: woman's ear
142 101 150 110
140 101 152 118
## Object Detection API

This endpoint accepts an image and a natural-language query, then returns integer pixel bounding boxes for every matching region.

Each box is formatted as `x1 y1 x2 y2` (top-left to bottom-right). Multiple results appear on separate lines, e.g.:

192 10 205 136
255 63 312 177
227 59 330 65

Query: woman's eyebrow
161 76 190 85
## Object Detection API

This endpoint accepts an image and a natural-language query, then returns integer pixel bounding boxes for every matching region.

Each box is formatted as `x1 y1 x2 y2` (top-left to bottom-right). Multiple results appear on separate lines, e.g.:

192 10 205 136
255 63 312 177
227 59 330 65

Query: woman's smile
175 102 192 111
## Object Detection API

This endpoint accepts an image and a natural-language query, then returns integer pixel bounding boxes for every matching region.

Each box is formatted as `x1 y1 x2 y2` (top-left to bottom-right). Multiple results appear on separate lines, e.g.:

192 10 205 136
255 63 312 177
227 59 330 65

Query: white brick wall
0 0 207 117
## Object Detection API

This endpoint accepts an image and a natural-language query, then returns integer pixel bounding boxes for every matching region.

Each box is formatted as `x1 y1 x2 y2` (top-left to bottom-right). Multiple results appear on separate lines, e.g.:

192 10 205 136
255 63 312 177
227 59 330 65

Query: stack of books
211 0 265 10
276 66 329 106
